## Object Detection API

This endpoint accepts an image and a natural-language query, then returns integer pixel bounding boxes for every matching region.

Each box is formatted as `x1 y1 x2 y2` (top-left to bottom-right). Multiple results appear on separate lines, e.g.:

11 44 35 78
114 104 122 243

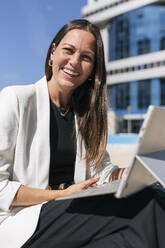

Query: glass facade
115 83 130 109
109 4 165 61
138 80 151 109
137 38 150 55
108 4 165 133
122 119 143 134
160 37 165 50
115 18 130 59
160 79 165 105
109 79 153 112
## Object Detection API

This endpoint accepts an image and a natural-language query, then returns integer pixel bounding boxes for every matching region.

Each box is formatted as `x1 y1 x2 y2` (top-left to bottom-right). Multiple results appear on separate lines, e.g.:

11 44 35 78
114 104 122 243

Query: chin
60 82 76 91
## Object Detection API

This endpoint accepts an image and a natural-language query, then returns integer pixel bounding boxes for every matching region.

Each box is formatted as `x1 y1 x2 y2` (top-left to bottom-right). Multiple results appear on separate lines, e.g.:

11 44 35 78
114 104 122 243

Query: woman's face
50 29 96 94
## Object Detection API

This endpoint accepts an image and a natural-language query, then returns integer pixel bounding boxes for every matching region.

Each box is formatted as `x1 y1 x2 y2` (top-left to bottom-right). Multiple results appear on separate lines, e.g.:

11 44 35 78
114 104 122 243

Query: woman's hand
109 168 126 182
64 177 99 196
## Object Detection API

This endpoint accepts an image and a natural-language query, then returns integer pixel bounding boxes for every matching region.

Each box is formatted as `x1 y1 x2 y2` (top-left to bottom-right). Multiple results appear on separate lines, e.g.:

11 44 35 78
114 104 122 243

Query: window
160 78 165 105
137 38 150 55
131 120 143 133
137 12 144 19
115 18 130 59
122 119 143 133
115 83 130 109
138 80 151 109
160 37 165 50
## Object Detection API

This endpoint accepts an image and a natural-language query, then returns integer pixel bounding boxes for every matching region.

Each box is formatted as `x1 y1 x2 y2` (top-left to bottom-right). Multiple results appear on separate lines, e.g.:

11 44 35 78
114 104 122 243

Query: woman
0 19 165 248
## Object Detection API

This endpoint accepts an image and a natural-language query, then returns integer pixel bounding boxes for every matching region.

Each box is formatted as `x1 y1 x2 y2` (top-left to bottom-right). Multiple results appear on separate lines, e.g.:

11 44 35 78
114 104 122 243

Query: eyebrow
62 43 95 56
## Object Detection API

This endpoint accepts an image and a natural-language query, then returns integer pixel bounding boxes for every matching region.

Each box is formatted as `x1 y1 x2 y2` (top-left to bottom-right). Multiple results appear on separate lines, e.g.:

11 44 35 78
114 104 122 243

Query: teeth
63 68 79 76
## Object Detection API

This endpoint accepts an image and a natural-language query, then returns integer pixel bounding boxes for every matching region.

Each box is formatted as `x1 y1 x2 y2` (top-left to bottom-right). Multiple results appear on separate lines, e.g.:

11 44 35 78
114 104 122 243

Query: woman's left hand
64 177 99 196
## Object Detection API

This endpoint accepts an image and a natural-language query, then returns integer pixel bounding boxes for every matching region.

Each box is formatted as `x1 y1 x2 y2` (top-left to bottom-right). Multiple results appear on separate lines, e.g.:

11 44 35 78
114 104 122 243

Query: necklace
50 97 70 117
58 105 70 117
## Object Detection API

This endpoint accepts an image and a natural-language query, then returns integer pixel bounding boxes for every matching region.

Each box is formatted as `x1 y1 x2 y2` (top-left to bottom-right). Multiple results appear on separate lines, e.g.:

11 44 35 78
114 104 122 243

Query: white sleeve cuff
0 181 22 212
97 165 119 185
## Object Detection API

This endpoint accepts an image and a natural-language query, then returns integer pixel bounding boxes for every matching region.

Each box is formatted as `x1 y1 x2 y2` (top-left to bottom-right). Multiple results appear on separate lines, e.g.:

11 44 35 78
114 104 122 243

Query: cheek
52 64 59 76
83 64 94 78
52 55 64 74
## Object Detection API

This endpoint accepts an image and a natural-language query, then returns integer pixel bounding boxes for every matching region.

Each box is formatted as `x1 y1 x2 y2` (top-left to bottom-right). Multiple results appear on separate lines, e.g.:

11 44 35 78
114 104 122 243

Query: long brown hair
45 19 108 167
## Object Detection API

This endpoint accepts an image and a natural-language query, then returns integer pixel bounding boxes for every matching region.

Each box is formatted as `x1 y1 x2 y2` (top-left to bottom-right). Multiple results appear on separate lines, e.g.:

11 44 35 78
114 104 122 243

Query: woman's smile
62 67 80 77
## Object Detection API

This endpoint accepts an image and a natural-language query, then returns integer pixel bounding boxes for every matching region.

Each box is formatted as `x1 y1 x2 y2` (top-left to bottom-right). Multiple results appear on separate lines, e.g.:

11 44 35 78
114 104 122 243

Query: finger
88 177 100 184
119 168 125 178
82 177 99 188
109 169 119 181
90 183 97 187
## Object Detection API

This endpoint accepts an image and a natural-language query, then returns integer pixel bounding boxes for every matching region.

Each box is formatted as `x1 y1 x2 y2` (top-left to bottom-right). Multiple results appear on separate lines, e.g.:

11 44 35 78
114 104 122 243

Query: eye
81 54 93 62
63 47 73 54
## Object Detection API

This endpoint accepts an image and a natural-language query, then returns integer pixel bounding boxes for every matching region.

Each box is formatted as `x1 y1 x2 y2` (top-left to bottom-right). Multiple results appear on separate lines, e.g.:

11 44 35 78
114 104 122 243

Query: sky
0 0 87 90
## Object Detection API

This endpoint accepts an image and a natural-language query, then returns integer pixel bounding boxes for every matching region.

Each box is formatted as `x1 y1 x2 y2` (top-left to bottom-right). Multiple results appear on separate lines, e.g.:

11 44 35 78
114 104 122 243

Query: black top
49 99 76 188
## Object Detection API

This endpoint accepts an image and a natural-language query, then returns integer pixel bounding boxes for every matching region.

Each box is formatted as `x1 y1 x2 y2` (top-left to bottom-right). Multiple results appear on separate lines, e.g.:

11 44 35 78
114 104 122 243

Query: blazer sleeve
86 151 119 184
0 87 21 212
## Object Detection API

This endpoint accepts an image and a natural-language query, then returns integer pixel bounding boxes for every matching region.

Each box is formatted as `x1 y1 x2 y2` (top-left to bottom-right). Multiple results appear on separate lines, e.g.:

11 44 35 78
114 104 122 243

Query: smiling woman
45 19 109 168
0 19 119 247
1 19 165 248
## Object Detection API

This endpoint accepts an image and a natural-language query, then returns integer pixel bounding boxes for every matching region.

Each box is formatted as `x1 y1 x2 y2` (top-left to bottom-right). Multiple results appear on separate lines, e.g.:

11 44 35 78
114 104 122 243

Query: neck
47 79 72 108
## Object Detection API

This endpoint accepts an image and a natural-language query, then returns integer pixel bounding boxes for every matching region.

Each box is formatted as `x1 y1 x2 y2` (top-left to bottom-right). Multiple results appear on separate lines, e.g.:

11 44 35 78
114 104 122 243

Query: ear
50 43 56 59
51 42 56 50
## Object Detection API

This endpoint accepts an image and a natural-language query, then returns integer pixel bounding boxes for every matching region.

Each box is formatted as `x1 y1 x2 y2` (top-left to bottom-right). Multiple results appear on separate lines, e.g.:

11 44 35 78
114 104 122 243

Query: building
82 0 165 134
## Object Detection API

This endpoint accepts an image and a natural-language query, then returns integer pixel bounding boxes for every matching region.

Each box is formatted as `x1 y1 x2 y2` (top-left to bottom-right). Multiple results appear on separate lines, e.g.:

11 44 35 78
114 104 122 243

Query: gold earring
48 59 53 67
88 76 92 81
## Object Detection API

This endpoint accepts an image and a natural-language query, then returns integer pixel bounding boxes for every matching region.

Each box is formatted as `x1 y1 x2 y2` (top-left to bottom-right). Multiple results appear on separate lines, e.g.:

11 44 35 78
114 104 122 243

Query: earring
48 59 53 67
88 76 92 81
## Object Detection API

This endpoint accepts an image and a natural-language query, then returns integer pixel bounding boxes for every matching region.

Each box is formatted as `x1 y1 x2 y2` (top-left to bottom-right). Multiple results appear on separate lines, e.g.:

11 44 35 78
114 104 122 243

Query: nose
69 52 81 67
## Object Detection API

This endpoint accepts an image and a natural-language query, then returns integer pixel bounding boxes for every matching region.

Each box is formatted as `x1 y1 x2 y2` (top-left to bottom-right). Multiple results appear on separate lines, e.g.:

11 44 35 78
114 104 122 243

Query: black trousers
21 187 165 248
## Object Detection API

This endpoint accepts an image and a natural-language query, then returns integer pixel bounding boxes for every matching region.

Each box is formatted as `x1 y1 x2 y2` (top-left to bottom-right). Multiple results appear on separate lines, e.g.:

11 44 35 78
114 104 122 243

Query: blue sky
0 0 87 90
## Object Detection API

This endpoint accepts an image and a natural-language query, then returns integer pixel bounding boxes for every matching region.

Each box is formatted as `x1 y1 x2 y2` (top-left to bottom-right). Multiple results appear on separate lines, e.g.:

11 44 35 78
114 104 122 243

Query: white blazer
0 77 117 247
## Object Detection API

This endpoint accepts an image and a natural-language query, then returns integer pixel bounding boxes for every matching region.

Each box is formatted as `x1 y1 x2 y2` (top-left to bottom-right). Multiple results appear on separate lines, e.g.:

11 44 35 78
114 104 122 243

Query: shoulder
0 81 38 116
0 76 47 114
0 82 36 99
1 83 35 99
0 76 46 104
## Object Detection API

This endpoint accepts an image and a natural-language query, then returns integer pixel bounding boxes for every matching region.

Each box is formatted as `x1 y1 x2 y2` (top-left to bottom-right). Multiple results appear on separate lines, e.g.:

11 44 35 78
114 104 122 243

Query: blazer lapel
74 117 87 183
35 76 50 188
